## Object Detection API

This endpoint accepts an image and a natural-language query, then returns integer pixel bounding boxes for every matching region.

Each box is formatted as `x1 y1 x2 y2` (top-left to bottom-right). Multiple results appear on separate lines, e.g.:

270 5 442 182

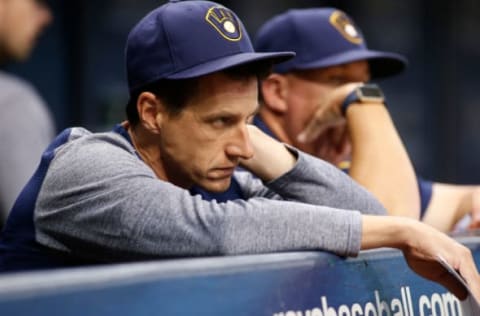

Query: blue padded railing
0 235 479 316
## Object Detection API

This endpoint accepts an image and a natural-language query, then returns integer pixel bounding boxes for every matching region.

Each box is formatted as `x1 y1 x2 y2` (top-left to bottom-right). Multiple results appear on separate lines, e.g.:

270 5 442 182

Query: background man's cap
254 8 407 79
126 0 295 93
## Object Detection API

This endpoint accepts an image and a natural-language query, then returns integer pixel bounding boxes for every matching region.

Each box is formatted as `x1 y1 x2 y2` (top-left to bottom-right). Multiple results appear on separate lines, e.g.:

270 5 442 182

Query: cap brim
165 52 295 79
288 49 407 79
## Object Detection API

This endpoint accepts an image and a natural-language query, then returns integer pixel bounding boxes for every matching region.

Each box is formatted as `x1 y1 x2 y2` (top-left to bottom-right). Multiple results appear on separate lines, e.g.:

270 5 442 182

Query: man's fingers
297 83 361 144
458 251 480 302
330 121 347 145
297 122 326 144
297 106 329 143
298 112 343 143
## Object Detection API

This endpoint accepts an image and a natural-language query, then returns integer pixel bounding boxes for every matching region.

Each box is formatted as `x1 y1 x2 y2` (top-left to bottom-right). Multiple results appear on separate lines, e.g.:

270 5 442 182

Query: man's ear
137 92 163 134
260 73 289 114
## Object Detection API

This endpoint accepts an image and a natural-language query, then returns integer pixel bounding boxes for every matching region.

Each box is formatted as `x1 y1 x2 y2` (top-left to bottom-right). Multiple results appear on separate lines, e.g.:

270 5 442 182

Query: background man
0 0 55 228
254 7 480 232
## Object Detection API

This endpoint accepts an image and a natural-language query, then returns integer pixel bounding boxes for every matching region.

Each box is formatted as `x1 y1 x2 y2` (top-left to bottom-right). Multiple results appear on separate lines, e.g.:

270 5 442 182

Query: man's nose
226 124 254 160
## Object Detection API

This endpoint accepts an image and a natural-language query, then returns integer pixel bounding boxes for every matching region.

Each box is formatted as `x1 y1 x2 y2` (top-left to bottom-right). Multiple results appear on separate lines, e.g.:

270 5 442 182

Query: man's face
282 60 370 157
0 0 52 62
158 72 258 192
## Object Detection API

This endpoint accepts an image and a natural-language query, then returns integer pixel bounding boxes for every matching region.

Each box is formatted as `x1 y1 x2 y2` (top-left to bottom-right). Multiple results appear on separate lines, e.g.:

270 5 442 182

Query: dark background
6 0 480 184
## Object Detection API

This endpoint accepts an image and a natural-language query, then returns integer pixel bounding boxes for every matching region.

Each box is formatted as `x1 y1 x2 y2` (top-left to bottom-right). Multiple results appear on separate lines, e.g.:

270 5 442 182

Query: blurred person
253 7 480 233
0 0 55 228
0 1 478 302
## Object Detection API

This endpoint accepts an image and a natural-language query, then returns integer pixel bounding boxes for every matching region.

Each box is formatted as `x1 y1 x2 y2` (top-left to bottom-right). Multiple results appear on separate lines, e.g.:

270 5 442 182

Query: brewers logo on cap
329 10 363 44
205 6 242 41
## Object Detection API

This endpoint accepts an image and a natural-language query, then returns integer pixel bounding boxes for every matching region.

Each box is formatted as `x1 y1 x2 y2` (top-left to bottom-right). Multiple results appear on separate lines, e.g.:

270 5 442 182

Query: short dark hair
126 61 272 126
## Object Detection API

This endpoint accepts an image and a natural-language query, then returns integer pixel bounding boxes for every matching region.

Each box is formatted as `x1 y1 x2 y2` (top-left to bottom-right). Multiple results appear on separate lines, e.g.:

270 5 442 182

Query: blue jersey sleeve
418 177 433 218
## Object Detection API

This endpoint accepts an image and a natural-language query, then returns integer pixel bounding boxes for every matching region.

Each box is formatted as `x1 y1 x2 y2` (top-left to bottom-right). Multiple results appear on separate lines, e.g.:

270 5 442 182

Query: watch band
341 89 361 115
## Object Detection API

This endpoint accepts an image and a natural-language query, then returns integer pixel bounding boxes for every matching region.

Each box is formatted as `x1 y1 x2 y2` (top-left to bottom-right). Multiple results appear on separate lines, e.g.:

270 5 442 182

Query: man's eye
211 117 232 127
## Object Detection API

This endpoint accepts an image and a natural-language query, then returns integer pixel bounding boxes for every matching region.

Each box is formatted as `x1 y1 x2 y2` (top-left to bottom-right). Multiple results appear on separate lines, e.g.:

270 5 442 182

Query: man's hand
239 125 297 182
297 82 362 144
315 122 352 167
402 220 479 301
362 215 480 301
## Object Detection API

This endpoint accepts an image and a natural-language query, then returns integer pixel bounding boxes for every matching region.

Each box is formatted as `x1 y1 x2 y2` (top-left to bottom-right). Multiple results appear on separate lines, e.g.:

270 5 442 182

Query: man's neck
127 125 162 175
126 123 193 189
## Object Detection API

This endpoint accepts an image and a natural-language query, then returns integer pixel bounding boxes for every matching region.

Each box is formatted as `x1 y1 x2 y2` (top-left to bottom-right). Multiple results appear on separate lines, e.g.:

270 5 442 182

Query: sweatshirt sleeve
237 146 387 216
34 133 383 263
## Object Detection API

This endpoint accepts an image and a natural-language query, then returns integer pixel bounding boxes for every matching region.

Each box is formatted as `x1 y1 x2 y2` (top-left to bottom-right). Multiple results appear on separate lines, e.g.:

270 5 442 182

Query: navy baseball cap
126 0 295 93
254 8 407 79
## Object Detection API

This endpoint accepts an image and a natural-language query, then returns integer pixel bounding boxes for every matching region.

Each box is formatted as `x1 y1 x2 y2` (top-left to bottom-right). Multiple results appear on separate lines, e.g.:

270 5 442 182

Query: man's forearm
361 214 409 250
423 183 479 232
347 104 420 218
240 125 297 181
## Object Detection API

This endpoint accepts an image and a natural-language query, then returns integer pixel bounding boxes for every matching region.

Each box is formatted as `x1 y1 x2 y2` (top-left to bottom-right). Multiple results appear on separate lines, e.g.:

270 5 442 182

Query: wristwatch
341 84 385 115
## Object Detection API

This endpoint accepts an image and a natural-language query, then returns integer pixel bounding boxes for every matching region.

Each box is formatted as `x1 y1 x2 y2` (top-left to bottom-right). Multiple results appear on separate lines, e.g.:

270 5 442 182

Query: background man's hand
315 122 352 167
297 82 362 144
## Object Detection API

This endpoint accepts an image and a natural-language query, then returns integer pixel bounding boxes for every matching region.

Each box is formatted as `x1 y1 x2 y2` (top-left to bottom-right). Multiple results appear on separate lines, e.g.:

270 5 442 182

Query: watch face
342 83 385 114
359 85 384 98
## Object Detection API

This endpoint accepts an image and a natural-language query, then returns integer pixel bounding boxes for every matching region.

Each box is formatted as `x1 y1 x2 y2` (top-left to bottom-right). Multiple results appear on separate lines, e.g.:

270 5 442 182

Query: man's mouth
208 167 235 179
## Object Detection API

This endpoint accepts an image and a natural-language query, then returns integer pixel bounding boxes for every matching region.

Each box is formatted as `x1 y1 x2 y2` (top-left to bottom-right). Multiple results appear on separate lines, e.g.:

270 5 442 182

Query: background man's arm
299 83 420 218
347 102 420 218
423 183 480 231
